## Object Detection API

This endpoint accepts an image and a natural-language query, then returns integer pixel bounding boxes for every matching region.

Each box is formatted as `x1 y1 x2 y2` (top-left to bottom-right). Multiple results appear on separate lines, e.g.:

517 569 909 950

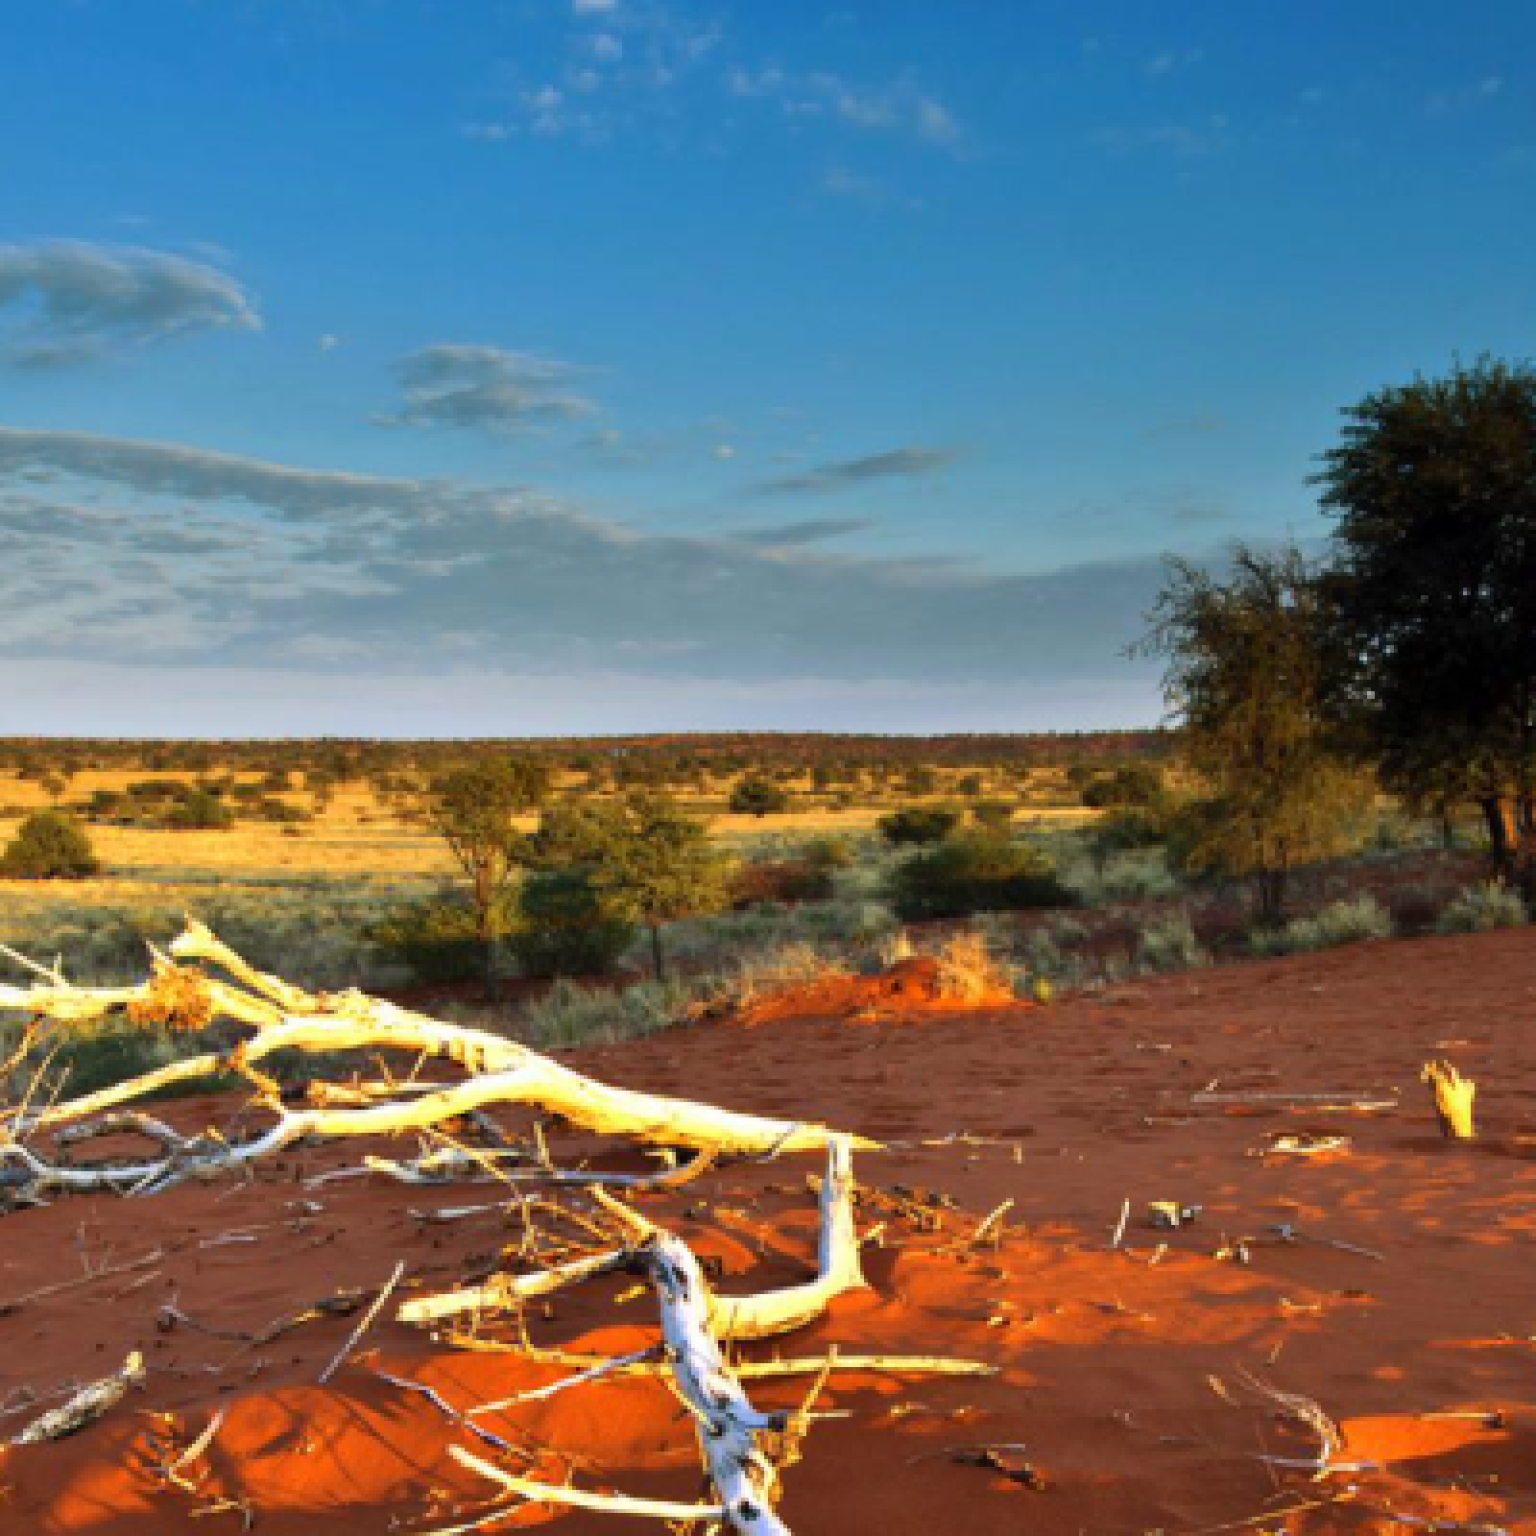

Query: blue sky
2 0 1533 735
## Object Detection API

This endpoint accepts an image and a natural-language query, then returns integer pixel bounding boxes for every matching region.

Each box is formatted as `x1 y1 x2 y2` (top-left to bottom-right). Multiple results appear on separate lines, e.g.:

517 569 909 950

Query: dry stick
398 1247 627 1326
450 1443 725 1522
372 1371 524 1455
439 1333 995 1378
1110 1197 1131 1250
0 1247 164 1315
318 1260 405 1384
971 1198 1013 1248
468 1349 659 1415
10 1350 146 1446
163 1408 226 1493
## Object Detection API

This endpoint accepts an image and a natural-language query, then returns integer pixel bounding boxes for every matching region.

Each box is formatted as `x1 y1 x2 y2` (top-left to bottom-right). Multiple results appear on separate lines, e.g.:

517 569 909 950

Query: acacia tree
1142 546 1369 926
1316 356 1536 889
417 757 550 998
590 793 729 981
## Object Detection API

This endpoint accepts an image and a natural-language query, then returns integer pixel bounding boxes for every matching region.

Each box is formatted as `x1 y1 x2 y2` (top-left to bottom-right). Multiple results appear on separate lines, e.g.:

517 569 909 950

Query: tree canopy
1143 546 1369 924
1316 355 1536 880
416 757 551 996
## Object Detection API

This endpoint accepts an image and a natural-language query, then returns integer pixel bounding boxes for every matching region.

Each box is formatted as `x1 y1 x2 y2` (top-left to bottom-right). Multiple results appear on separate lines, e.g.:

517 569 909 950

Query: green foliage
508 868 636 979
0 811 102 879
728 777 790 816
1142 546 1371 923
970 799 1015 832
729 859 834 907
878 805 960 846
1081 762 1164 809
366 894 487 984
165 787 234 830
1248 894 1393 955
1317 356 1536 882
1437 881 1528 934
0 1021 217 1104
888 832 1073 921
800 834 855 870
518 977 694 1049
1134 913 1209 974
416 756 551 993
583 793 729 979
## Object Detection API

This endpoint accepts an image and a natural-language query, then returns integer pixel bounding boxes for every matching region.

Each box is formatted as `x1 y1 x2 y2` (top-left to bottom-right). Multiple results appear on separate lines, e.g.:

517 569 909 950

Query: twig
318 1260 404 1384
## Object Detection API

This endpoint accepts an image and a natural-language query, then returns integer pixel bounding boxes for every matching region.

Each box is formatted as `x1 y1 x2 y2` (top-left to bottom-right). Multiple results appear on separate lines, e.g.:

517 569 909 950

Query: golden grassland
0 770 1096 893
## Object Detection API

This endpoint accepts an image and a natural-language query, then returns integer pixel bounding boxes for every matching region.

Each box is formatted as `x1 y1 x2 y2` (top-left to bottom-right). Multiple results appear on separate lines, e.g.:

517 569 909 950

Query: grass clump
518 977 695 1049
1437 881 1528 934
889 832 1073 921
1249 894 1393 956
932 932 1012 1002
1134 913 1209 974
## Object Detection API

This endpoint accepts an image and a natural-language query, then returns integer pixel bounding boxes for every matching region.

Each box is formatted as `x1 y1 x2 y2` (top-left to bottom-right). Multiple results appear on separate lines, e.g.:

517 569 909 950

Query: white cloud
379 344 598 436
0 423 1173 693
0 240 260 367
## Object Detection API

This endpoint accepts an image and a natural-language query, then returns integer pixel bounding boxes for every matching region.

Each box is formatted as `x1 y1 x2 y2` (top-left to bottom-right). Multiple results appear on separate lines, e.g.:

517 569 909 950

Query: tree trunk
1255 866 1287 928
649 922 666 982
1479 796 1523 885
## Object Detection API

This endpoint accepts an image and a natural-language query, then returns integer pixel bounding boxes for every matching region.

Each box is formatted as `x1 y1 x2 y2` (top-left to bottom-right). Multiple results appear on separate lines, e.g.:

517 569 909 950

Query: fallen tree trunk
0 924 868 1201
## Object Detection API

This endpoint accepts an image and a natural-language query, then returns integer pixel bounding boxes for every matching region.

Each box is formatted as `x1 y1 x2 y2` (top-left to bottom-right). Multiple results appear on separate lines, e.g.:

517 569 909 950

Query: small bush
1437 881 1528 934
508 869 636 980
1250 895 1393 956
888 832 1072 921
730 859 835 907
0 811 101 879
801 835 855 871
932 932 1012 1002
729 778 790 816
367 894 485 983
1135 913 1209 973
1 1021 212 1104
165 788 235 830
519 977 693 1049
878 806 960 846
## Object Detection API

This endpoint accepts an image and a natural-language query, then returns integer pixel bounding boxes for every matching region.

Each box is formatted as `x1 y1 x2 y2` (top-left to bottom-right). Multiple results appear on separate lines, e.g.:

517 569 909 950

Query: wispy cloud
1092 115 1229 159
755 446 955 496
0 423 1167 689
0 240 259 367
729 66 961 147
379 344 598 437
729 517 873 548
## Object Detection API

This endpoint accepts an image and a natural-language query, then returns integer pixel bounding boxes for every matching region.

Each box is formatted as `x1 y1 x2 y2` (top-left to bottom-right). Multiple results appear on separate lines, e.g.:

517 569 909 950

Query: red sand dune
5 926 1536 1533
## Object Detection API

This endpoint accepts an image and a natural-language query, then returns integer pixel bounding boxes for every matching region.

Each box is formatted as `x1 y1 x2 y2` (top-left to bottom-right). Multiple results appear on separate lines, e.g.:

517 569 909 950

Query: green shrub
519 977 693 1049
729 778 790 816
165 788 234 830
888 832 1073 921
729 858 835 907
1134 913 1209 973
1437 881 1528 934
1249 894 1393 955
508 869 636 980
1 1021 211 1104
878 805 961 847
0 811 101 879
367 894 486 983
801 835 855 871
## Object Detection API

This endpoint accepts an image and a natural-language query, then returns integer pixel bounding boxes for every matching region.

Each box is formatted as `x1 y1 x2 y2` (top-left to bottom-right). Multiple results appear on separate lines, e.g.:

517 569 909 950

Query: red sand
5 927 1536 1533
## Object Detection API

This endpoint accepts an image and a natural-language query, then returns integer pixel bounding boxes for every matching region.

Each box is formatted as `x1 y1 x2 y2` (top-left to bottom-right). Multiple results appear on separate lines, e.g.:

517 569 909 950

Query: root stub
1421 1059 1477 1140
